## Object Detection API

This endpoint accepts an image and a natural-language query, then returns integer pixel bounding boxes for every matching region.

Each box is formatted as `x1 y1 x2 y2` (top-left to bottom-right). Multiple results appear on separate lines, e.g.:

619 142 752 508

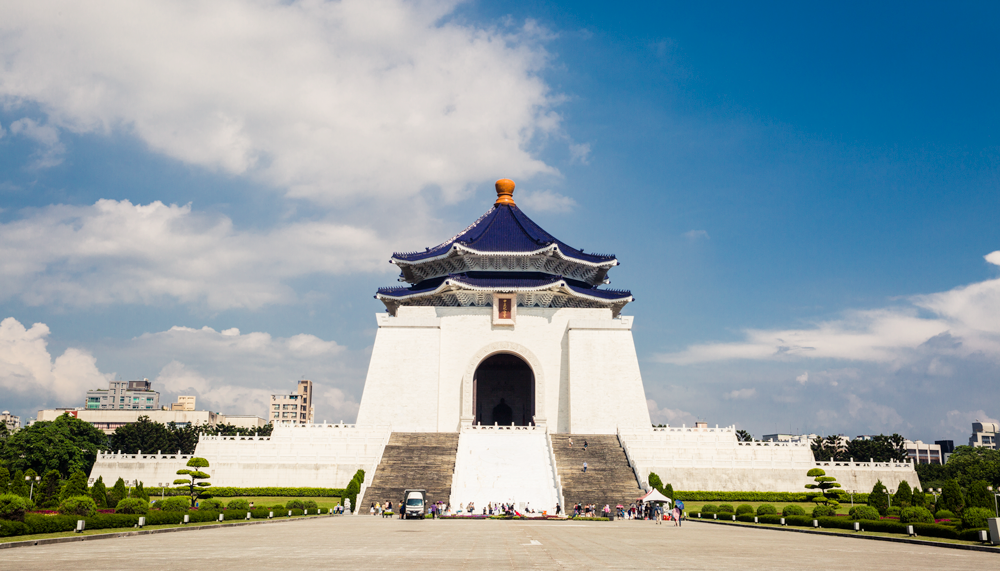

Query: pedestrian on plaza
582 461 588 473
583 440 588 451
673 505 682 527
569 437 573 448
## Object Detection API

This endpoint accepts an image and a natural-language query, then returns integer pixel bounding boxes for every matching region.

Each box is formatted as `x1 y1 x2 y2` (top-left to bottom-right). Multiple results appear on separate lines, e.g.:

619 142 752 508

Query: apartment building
171 396 196 411
1 410 19 432
904 439 944 464
969 421 998 450
86 379 160 411
270 380 314 425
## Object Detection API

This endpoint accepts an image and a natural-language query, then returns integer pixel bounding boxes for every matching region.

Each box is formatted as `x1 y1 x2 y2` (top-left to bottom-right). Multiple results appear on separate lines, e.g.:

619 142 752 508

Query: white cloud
683 230 709 240
8 117 65 167
517 189 577 213
723 388 756 400
0 0 563 202
0 199 404 309
941 409 999 437
569 143 591 165
0 317 112 409
795 372 809 384
647 398 697 426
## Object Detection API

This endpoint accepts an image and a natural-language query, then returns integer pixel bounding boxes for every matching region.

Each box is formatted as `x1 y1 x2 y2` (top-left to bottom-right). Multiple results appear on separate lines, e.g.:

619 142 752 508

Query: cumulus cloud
0 317 112 413
656 250 1000 365
0 0 563 202
723 388 756 400
940 409 999 437
569 143 591 165
647 399 698 426
0 199 409 309
517 189 577 213
8 118 65 168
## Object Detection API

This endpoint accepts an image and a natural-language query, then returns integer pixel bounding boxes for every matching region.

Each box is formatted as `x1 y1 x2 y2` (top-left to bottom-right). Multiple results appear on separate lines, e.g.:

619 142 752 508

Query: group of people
370 500 395 517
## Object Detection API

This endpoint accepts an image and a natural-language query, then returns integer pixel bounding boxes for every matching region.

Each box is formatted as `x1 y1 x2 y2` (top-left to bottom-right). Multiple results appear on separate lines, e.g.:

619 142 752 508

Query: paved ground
4 516 996 570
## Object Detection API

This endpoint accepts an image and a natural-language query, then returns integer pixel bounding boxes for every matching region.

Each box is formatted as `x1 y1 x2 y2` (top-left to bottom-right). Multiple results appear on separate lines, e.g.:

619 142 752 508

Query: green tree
911 487 926 508
0 467 9 494
965 480 993 510
342 469 364 510
0 413 107 476
107 416 174 455
648 472 665 494
805 468 841 507
60 470 89 502
939 478 965 515
845 434 908 463
174 457 212 507
664 483 675 502
735 430 753 442
108 477 128 508
134 481 149 501
37 469 62 508
11 470 28 498
90 475 108 508
893 480 912 508
867 480 889 515
938 447 1000 488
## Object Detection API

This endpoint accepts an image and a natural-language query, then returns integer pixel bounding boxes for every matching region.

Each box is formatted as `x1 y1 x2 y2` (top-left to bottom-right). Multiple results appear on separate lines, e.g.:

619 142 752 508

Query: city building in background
36 408 267 435
1 410 20 432
171 396 196 411
762 433 819 445
935 440 955 463
969 421 998 450
86 379 160 411
221 415 269 429
270 380 314 425
903 439 943 464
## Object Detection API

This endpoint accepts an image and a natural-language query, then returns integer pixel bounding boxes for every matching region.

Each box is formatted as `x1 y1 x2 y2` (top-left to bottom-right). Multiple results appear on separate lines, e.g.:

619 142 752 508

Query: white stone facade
355 306 651 434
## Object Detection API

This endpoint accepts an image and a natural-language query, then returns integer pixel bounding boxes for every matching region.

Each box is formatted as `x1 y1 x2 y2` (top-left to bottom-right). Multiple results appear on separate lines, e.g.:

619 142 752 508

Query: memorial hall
91 180 919 512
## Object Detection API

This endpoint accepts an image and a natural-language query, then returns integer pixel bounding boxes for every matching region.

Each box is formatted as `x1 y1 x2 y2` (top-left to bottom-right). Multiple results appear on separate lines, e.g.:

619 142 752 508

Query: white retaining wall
449 426 560 514
619 427 921 493
88 424 391 489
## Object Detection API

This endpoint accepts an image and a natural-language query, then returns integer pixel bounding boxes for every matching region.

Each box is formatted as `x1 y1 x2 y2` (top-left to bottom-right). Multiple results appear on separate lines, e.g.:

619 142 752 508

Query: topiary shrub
158 496 190 512
199 498 225 510
0 494 32 522
303 500 318 510
58 496 97 517
115 498 150 515
756 504 777 516
868 480 889 516
848 506 880 521
701 504 718 514
272 504 285 510
782 505 805 516
961 507 993 530
886 506 901 516
735 504 753 516
934 509 955 520
899 507 933 524
285 499 305 510
226 498 250 511
812 505 836 518
717 504 734 513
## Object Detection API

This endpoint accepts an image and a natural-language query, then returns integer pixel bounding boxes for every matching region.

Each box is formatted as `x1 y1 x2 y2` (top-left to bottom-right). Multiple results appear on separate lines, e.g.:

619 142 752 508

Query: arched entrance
473 354 535 426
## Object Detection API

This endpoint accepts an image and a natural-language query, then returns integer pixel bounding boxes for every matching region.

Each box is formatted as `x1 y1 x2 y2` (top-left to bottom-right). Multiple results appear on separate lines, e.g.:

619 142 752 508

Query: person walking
583 440 588 451
673 504 682 526
568 437 573 448
583 461 588 473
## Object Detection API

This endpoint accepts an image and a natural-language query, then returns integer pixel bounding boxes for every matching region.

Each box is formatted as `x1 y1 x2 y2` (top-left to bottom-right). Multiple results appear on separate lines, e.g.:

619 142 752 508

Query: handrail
545 429 565 513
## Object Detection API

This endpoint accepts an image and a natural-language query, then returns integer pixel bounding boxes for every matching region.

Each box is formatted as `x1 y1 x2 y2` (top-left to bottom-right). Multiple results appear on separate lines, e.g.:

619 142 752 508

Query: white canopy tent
638 489 672 504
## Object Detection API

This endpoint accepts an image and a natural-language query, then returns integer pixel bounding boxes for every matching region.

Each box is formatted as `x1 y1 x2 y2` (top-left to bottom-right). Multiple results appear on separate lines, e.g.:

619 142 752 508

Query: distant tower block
356 180 650 433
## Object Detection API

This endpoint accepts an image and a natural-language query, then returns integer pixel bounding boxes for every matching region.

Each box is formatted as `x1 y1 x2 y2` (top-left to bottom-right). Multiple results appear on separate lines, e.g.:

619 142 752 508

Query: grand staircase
359 432 460 511
551 434 643 510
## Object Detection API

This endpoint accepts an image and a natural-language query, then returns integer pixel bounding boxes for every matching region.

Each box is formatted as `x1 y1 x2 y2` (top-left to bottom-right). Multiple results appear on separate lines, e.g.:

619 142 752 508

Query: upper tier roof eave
390 242 620 269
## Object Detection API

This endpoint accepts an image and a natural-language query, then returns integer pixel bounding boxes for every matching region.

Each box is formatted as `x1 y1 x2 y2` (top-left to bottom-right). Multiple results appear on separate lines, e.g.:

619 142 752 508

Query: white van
403 489 427 519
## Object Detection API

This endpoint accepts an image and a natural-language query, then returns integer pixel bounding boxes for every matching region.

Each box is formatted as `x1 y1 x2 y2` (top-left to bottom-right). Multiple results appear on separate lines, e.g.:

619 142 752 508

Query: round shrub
303 500 318 510
115 497 150 515
271 504 285 510
961 507 994 530
718 504 734 513
886 506 901 516
756 504 777 516
58 496 97 517
934 509 955 520
0 494 32 522
849 506 880 521
782 505 805 517
159 496 191 512
701 504 718 514
812 505 835 518
735 504 754 516
199 498 224 511
899 506 933 524
226 498 251 511
285 499 305 510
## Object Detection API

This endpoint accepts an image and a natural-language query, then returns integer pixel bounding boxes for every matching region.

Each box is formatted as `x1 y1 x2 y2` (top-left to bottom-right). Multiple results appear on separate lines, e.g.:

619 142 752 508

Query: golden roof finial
495 179 515 205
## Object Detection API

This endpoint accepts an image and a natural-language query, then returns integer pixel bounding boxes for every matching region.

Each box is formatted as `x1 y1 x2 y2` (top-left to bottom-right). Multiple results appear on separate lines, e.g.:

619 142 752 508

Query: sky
1 0 998 442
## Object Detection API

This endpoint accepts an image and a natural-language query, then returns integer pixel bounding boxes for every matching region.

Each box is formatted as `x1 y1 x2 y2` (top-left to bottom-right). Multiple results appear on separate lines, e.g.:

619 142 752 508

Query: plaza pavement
3 516 996 570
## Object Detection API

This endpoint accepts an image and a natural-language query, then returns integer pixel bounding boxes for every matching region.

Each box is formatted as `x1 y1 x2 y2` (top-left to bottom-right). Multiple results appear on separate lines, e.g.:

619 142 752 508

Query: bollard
75 520 85 533
138 516 145 528
303 509 308 515
713 514 717 520
754 517 758 523
907 525 915 536
979 530 989 542
183 514 190 524
219 513 224 522
697 513 701 518
780 518 786 526
269 511 274 519
288 510 293 517
732 515 736 521
853 522 860 532
812 519 818 528
246 512 251 520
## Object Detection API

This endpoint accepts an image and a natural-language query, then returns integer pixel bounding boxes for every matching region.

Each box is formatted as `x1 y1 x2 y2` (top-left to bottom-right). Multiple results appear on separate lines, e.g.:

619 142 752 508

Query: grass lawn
681 501 867 517
226 496 342 510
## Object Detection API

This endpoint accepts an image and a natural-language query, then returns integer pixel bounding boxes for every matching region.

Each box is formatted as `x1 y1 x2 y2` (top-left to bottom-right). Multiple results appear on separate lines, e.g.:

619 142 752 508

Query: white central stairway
449 426 561 514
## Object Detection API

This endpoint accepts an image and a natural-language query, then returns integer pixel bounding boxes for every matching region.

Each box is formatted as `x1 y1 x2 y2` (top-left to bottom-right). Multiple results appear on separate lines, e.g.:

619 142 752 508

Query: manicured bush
868 480 889 516
115 497 150 515
735 504 753 516
938 479 965 515
58 495 98 517
893 480 912 508
717 504 734 513
0 494 32 522
899 506 933 524
285 499 305 510
701 504 718 514
961 507 994 530
886 506 901 516
673 491 864 503
60 470 89 502
24 514 77 534
144 486 345 498
965 480 993 510
812 505 835 518
782 505 805 516
158 496 190 512
303 500 318 510
108 477 128 509
198 498 225 510
271 504 285 510
756 504 777 516
90 476 108 508
934 509 955 520
226 498 251 511
848 505 880 521
0 519 31 537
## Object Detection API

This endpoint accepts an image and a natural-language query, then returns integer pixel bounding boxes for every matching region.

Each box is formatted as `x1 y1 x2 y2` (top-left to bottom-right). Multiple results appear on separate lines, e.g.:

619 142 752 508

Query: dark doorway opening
474 354 535 426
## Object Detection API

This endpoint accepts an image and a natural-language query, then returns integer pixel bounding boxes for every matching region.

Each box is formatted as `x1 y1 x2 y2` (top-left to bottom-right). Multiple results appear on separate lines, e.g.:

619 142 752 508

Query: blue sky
1 1 997 441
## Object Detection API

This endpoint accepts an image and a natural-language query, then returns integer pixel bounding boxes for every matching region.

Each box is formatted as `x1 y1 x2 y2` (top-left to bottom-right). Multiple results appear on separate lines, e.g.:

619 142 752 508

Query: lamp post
25 475 40 501
159 482 165 502
847 490 855 507
888 489 895 508
989 486 999 518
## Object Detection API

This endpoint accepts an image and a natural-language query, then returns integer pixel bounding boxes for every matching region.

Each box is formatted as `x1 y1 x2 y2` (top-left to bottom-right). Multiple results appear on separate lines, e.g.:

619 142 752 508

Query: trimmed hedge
226 499 251 511
675 491 870 503
961 507 994 530
756 504 777 516
0 494 32 522
781 505 805 516
144 487 344 498
899 507 933 524
709 512 989 542
115 498 149 515
58 496 97 518
735 505 754 516
849 506 880 521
